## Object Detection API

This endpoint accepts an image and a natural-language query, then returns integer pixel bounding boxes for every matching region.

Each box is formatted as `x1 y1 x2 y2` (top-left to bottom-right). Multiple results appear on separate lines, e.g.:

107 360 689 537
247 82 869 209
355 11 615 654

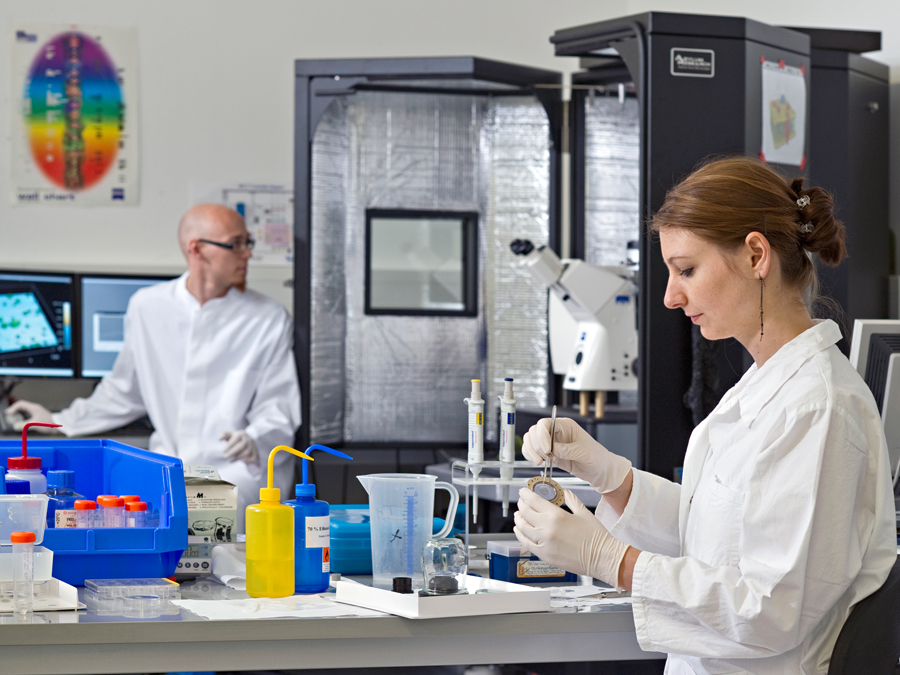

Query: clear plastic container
75 500 97 528
125 501 147 528
358 474 458 589
0 546 53 582
421 537 468 595
45 470 82 528
84 577 180 616
11 531 35 617
97 496 125 528
0 494 48 545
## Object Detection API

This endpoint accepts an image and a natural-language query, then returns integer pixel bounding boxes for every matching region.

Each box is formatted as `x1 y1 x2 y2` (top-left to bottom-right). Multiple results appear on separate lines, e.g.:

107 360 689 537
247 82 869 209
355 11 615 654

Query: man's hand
5 401 54 432
513 487 631 588
220 430 258 465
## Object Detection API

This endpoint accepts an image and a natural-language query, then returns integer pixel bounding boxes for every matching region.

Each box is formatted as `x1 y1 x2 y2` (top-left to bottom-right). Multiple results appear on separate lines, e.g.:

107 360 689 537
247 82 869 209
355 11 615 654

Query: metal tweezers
543 404 557 482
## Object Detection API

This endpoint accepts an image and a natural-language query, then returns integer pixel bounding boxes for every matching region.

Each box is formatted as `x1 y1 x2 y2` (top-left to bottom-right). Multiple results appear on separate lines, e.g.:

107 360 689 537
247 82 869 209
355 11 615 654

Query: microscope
511 240 638 418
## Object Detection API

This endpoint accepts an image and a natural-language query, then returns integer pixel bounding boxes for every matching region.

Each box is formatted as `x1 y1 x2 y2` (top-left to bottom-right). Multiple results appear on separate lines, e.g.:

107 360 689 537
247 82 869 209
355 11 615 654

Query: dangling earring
759 275 765 340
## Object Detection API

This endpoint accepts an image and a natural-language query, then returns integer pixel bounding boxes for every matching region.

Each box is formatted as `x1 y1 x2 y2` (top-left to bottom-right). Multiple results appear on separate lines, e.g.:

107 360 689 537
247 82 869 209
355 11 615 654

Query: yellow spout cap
260 487 281 502
264 445 314 499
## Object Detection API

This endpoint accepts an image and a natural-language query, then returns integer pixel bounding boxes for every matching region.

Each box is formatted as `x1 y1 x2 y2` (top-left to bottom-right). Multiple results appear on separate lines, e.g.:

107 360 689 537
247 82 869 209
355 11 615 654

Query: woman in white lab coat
514 156 897 675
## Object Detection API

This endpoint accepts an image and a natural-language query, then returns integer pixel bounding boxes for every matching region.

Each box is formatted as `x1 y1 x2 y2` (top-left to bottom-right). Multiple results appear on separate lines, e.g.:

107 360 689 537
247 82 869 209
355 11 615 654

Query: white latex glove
513 487 631 588
522 417 631 493
220 430 258 465
5 400 55 432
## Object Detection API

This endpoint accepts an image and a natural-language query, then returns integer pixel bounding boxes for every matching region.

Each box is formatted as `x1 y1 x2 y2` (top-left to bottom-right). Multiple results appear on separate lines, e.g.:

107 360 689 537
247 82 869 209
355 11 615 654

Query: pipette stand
451 460 590 549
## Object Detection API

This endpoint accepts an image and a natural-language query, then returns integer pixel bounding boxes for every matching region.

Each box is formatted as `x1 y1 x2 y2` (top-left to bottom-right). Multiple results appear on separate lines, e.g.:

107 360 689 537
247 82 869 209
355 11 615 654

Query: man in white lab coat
9 204 302 528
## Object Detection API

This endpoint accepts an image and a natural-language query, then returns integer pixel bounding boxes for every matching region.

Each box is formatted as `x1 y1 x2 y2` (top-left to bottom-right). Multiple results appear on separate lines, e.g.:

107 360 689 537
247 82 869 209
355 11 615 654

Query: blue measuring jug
358 473 459 589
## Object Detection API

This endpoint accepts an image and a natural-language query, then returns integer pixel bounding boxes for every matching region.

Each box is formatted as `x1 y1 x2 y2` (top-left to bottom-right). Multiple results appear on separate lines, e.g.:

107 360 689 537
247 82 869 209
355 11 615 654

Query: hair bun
796 185 846 266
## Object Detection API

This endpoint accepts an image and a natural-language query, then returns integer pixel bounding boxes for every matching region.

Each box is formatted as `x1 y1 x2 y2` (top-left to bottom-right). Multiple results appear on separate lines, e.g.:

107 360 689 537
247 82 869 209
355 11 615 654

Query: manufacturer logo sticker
671 48 715 78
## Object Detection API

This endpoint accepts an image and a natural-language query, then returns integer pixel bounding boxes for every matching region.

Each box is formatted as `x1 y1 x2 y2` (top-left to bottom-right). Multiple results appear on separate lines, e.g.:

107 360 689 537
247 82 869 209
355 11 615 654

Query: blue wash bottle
45 470 82 528
284 444 352 593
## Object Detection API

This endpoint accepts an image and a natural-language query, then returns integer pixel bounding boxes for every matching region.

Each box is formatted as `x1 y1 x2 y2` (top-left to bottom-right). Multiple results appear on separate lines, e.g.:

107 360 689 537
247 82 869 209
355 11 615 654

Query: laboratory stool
827 557 900 674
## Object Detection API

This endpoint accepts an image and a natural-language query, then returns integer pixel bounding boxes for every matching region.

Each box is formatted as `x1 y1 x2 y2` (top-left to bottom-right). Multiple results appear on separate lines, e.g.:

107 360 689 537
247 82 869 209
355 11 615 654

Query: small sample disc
527 476 565 506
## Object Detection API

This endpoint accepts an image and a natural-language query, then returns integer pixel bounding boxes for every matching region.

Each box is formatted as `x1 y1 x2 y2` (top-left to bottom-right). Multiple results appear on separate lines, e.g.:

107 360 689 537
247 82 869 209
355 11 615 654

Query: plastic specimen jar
75 500 97 528
126 501 147 527
120 495 140 504
11 531 35 616
97 496 125 527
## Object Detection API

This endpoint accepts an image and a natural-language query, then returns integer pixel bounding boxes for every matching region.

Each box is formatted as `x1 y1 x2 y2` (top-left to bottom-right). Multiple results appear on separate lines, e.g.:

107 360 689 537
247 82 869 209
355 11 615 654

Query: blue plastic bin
0 439 188 586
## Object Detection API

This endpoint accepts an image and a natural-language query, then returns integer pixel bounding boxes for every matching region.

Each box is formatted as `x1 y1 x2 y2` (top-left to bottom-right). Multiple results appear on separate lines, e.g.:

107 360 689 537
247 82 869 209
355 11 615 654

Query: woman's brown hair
650 156 847 299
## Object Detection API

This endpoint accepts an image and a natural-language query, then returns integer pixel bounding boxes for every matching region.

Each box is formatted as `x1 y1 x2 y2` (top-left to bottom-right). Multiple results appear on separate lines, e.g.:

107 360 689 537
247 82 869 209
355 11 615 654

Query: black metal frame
786 28 890 353
553 12 811 479
363 208 478 318
294 57 563 448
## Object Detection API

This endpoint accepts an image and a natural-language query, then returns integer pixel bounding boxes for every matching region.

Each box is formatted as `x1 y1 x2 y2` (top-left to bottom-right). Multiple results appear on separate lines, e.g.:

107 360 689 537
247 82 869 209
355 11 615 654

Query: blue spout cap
295 483 316 498
47 470 74 490
301 444 353 486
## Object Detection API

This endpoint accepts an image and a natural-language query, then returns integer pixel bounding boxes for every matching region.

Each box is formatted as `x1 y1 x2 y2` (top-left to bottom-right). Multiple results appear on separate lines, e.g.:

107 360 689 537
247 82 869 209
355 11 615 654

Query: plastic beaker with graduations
358 474 458 589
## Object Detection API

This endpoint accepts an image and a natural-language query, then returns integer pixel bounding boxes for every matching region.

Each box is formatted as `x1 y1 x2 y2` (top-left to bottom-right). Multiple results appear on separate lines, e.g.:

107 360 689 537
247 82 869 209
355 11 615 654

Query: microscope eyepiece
510 239 535 256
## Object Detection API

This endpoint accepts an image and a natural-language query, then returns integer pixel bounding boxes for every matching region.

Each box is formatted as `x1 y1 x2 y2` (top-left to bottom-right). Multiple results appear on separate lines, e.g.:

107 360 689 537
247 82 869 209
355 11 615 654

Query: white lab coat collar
176 271 245 310
735 319 842 423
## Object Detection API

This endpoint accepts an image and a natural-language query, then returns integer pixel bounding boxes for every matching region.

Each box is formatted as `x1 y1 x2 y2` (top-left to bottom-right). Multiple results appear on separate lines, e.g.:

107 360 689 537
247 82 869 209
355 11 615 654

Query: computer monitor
79 275 174 378
0 271 75 377
850 319 900 485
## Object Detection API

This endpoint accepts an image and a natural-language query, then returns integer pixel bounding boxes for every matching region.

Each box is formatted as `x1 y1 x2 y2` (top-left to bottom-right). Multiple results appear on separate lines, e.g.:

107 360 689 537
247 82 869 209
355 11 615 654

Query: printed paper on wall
760 59 807 167
193 182 294 266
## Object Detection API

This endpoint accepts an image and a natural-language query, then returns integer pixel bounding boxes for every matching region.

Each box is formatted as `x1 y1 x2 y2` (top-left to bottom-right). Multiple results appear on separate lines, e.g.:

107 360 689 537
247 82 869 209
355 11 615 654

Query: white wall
1 0 898 282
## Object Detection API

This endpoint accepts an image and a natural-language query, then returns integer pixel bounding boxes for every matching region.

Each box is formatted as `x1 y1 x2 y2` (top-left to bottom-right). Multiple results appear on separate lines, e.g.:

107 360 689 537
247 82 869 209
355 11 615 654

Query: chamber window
365 209 477 316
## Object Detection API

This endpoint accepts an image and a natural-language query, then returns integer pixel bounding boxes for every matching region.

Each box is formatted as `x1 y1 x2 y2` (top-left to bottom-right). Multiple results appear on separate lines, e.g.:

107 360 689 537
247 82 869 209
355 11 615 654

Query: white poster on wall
760 59 807 167
192 182 294 267
11 25 140 206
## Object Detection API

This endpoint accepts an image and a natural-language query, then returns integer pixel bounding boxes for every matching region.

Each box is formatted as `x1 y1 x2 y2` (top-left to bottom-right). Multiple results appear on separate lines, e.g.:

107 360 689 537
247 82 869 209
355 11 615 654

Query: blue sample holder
0 439 188 585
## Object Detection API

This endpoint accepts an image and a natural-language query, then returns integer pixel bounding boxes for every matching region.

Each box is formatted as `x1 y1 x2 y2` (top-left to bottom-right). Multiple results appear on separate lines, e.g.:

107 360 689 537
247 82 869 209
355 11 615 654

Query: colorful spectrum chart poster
11 25 139 206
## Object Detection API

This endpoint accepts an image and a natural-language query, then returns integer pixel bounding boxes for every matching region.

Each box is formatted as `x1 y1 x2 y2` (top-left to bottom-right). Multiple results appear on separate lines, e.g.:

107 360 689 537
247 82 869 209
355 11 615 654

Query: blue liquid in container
284 484 330 593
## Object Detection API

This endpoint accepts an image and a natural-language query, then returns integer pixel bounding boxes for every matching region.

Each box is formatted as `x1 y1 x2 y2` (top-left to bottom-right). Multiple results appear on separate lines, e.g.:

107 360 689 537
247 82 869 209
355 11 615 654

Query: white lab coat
54 274 302 528
597 320 896 675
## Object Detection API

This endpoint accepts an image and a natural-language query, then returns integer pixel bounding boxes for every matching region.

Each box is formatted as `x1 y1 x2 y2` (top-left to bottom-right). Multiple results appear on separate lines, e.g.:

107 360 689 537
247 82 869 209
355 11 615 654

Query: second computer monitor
80 275 175 378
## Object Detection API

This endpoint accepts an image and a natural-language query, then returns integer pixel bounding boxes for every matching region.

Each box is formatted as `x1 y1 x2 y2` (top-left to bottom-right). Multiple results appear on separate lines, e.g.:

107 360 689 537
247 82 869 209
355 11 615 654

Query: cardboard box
175 465 237 577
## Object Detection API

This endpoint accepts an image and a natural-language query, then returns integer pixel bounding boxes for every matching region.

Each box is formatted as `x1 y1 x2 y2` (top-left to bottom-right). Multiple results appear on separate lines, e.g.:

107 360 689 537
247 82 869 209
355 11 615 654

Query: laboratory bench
0 578 664 675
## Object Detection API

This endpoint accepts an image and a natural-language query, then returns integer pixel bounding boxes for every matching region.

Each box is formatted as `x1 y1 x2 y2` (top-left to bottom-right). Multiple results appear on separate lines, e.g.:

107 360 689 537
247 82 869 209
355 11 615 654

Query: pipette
498 378 517 517
464 379 485 523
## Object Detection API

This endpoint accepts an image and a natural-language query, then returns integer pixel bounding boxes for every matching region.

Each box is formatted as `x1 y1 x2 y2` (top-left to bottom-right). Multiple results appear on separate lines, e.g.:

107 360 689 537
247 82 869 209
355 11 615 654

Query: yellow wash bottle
246 445 314 598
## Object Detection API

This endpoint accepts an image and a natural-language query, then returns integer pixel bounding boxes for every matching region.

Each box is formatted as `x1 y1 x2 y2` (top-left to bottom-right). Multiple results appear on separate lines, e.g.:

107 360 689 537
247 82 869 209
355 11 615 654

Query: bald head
178 203 246 257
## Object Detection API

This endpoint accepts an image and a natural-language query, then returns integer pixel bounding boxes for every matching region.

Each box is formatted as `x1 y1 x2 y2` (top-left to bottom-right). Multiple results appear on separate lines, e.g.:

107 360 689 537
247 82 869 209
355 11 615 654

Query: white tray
335 576 550 619
0 578 81 612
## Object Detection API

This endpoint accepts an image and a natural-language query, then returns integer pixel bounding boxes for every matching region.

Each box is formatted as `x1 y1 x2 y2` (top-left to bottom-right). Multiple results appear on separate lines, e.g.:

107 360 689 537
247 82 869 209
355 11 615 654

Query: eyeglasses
198 236 255 253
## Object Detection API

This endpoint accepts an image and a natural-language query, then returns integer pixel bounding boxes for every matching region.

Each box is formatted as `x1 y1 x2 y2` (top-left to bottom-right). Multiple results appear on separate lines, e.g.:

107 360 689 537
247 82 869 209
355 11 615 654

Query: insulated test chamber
554 13 813 479
293 58 563 506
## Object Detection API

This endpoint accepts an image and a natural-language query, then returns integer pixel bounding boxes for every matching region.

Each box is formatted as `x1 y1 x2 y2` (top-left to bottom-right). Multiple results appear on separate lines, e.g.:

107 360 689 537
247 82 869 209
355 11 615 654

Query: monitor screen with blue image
80 275 174 378
0 271 75 377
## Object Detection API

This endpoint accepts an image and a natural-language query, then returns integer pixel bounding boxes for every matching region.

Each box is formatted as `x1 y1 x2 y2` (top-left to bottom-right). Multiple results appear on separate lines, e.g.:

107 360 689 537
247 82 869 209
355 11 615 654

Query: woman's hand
522 417 631 493
513 487 632 588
